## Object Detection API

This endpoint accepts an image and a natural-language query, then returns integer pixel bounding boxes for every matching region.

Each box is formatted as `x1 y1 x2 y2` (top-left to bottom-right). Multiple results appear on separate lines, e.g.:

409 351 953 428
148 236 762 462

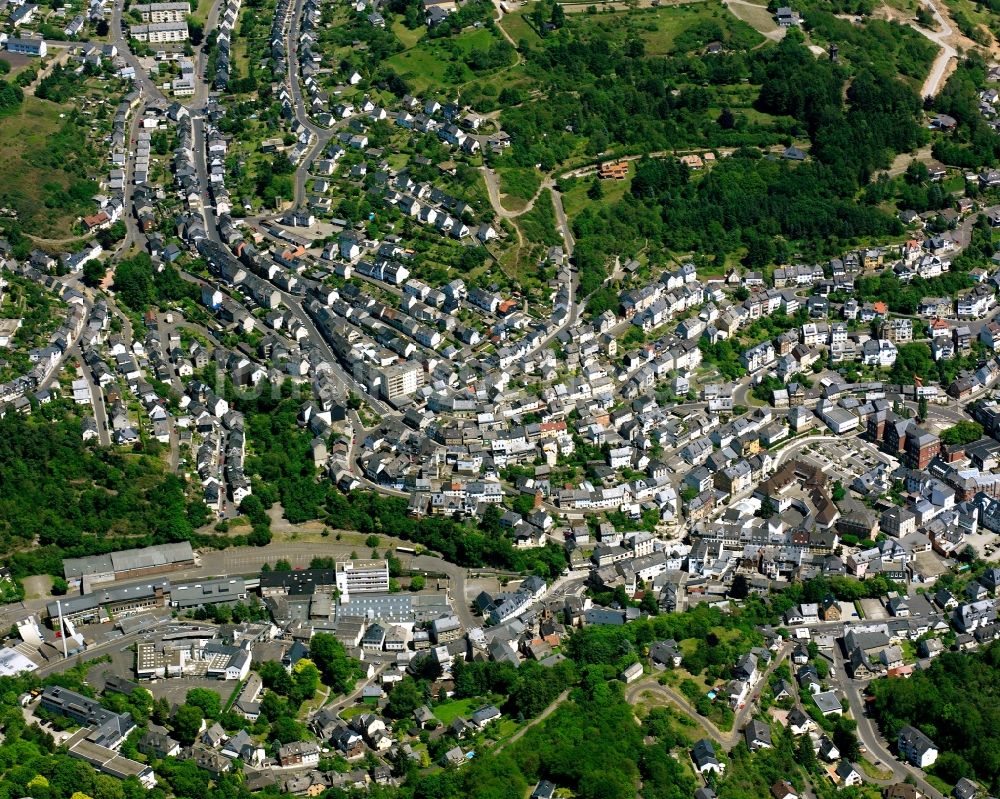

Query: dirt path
723 0 785 41
885 143 935 178
625 643 792 751
557 146 737 181
497 689 570 750
560 0 707 12
25 233 89 248
876 0 972 97
480 165 549 220
491 0 521 53
627 679 731 746
22 48 72 96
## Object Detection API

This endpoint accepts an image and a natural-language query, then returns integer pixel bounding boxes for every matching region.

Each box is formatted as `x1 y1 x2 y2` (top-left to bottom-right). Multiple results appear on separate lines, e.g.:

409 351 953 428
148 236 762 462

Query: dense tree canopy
870 643 1000 790
562 32 928 293
0 412 222 578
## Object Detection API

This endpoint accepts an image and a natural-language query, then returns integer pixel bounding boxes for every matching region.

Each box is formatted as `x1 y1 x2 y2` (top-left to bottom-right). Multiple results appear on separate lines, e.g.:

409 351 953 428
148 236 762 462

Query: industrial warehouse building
63 542 196 590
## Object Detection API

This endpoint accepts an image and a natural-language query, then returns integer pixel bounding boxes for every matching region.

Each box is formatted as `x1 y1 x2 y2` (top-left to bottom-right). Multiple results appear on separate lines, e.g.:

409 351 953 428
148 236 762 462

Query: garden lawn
434 697 481 724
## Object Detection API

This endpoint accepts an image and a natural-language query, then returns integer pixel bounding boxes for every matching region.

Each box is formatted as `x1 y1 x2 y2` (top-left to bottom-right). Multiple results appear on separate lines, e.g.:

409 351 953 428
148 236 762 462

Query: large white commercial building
336 559 390 599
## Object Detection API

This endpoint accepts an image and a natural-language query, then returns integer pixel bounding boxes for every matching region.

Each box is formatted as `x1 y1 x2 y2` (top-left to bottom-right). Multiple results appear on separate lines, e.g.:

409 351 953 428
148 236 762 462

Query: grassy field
383 46 453 92
561 167 633 219
0 52 38 81
232 12 251 78
392 19 426 49
941 0 996 42
633 702 700 748
539 1 765 55
857 757 894 780
518 189 562 246
434 697 480 724
0 97 89 238
500 9 544 48
723 0 780 39
190 0 214 24
925 775 953 797
503 0 765 53
496 166 543 210
383 27 500 93
643 2 765 54
883 0 920 13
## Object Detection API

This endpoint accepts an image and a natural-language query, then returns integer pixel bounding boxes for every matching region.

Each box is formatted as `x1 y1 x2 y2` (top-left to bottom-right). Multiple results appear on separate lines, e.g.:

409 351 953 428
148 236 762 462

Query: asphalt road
71 345 112 445
283 0 336 206
410 554 477 629
829 646 945 799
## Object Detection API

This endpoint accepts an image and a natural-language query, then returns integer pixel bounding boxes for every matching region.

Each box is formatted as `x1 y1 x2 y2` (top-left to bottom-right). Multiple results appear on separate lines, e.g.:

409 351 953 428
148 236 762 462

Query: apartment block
132 1 190 21
130 21 188 42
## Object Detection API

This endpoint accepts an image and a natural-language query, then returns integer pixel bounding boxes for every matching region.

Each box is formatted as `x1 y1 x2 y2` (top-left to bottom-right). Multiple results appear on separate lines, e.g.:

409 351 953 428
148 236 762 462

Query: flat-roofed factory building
63 543 196 591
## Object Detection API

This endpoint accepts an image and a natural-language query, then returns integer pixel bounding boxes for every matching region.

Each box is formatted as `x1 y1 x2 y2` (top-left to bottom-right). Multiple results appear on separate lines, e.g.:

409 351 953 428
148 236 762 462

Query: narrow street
829 647 945 799
72 344 112 446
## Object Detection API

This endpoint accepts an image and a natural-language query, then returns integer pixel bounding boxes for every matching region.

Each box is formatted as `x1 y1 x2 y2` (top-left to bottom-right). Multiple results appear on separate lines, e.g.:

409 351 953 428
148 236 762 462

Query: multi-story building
883 318 913 343
277 741 320 768
63 542 195 590
46 581 168 625
880 506 916 538
905 428 940 470
132 1 190 22
430 615 462 644
40 687 135 748
129 21 188 42
335 559 390 598
382 360 424 399
169 577 247 608
5 37 46 56
897 726 938 768
68 737 157 788
352 359 425 400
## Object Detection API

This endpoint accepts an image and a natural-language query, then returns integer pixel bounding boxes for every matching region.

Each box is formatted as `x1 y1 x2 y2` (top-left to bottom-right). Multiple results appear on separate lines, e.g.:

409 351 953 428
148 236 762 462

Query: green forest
0 412 225 579
933 52 1000 169
0 385 569 580
560 32 926 294
869 642 1000 790
0 656 689 799
112 254 201 312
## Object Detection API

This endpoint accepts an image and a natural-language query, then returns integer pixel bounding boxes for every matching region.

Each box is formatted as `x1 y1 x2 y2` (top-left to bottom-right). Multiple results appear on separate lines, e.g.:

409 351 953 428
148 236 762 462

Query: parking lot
146 676 233 709
859 598 888 621
21 702 78 746
963 529 1000 562
795 438 898 487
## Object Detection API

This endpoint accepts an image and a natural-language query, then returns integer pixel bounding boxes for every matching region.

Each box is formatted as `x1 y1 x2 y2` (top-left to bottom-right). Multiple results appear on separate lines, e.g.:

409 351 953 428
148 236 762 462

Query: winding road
913 0 957 99
829 647 945 799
